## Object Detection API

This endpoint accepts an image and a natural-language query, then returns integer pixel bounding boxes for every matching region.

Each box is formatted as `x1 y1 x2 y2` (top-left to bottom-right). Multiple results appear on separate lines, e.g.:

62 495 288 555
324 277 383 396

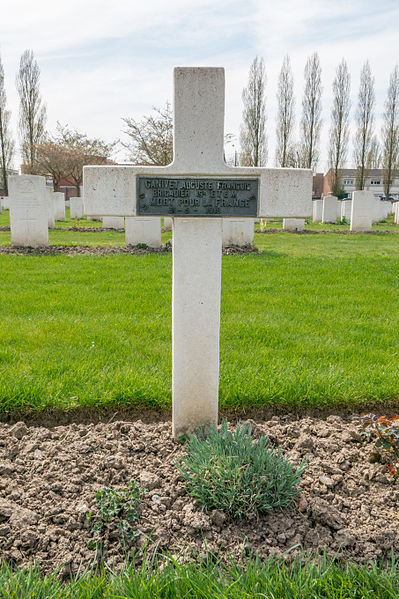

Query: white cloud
1 0 398 171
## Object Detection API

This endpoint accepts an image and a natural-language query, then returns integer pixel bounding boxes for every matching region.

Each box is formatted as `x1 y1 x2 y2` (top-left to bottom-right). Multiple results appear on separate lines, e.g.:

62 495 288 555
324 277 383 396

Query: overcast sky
0 0 398 172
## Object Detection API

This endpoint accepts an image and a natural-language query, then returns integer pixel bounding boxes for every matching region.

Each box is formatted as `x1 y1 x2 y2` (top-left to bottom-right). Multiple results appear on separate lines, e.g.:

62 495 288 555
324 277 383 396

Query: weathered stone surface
70 197 84 219
222 218 254 247
283 218 305 232
350 191 374 232
9 175 48 247
322 195 338 224
125 217 161 248
53 192 65 221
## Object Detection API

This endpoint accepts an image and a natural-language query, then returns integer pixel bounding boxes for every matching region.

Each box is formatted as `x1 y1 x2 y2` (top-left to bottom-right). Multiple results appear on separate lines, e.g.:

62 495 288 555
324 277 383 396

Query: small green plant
336 216 348 225
361 413 399 476
136 242 148 249
176 421 306 520
87 481 145 550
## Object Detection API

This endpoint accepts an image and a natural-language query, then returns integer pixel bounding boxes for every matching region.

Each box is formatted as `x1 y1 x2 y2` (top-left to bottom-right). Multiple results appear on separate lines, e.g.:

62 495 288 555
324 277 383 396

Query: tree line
0 51 398 201
240 54 399 200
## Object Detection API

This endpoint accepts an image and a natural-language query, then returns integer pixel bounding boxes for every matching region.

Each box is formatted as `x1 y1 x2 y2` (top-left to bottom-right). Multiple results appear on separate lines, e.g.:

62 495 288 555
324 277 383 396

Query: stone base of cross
84 67 312 439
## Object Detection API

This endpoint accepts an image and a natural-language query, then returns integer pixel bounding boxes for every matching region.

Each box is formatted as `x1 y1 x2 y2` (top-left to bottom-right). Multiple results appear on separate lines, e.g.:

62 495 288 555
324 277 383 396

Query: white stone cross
84 67 312 438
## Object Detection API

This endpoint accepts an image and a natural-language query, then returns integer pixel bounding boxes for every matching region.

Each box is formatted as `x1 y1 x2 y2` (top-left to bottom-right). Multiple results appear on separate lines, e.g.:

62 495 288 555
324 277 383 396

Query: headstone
341 199 352 221
70 197 84 219
312 199 323 222
84 67 312 438
283 218 305 232
45 188 55 228
0 198 2 214
125 217 161 247
322 195 338 224
222 218 254 247
102 216 125 229
9 175 48 247
164 217 173 231
53 192 65 221
1 196 9 210
350 190 374 232
394 202 399 224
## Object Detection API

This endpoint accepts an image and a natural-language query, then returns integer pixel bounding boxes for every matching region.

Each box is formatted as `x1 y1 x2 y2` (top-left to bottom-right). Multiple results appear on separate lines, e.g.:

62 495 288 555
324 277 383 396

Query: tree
299 52 322 170
122 102 173 166
368 135 381 169
239 56 267 166
0 54 14 196
35 139 69 190
328 59 350 195
275 55 295 167
55 124 115 196
353 61 375 190
16 50 46 174
381 65 399 199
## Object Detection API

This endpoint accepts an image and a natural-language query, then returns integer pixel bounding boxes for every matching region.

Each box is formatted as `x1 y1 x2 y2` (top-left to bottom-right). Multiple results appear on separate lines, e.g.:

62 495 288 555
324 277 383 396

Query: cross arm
83 165 313 218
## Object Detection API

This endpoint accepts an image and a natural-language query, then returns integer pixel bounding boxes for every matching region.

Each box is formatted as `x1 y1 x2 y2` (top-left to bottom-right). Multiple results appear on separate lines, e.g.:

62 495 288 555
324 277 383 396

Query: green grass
0 230 399 412
1 554 399 598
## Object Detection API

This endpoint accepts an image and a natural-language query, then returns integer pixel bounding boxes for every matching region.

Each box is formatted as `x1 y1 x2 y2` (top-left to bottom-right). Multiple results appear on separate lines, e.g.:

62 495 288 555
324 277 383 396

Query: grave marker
70 197 84 219
125 217 161 248
53 192 65 221
9 175 48 247
84 67 312 438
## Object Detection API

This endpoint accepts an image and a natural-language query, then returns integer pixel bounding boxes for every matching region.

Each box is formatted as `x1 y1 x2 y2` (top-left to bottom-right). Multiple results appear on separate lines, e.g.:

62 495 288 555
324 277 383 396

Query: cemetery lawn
0 231 399 414
1 555 399 598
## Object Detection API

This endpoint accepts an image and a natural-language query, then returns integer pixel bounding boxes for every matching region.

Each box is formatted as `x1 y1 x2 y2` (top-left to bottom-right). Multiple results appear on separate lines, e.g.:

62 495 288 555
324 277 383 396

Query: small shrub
86 481 145 550
176 421 306 520
136 243 148 249
361 413 399 476
336 217 348 225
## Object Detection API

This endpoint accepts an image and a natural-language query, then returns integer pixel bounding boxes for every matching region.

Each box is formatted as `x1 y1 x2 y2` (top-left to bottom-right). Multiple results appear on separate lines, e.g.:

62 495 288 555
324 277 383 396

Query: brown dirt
0 245 258 256
0 413 398 575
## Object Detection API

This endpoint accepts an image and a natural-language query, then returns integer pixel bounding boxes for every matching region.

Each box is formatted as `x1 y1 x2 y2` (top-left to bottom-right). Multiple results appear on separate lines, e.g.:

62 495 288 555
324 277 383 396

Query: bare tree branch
121 102 173 166
382 65 399 199
16 50 46 174
299 52 322 170
0 54 14 196
353 61 375 190
239 56 267 167
328 59 350 196
275 55 295 167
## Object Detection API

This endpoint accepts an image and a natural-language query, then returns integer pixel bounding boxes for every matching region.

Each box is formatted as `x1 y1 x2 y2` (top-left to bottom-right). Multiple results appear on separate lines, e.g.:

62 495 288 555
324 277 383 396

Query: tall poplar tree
353 61 375 190
0 54 14 196
275 55 295 167
16 49 46 173
328 59 350 195
299 52 322 170
239 56 267 166
381 65 399 199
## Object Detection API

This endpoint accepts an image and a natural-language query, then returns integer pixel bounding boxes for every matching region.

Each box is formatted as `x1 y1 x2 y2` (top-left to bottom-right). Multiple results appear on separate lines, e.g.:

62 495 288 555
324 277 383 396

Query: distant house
312 173 324 199
57 176 80 200
324 168 399 199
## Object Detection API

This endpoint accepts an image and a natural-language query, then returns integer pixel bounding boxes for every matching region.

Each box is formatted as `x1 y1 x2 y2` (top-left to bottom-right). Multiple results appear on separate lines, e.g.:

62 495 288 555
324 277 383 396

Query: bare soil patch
0 245 259 256
0 413 398 575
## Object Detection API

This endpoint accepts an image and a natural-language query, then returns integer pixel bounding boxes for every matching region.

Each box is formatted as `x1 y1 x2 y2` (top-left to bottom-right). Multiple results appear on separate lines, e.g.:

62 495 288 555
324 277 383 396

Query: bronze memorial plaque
137 177 258 217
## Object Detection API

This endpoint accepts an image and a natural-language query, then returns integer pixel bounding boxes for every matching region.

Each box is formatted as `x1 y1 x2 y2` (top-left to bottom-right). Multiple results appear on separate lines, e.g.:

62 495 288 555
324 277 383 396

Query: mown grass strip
1 554 399 598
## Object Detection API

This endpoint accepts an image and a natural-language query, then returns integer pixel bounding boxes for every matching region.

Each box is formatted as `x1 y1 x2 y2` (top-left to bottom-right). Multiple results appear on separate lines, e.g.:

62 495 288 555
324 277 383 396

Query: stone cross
84 67 312 438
